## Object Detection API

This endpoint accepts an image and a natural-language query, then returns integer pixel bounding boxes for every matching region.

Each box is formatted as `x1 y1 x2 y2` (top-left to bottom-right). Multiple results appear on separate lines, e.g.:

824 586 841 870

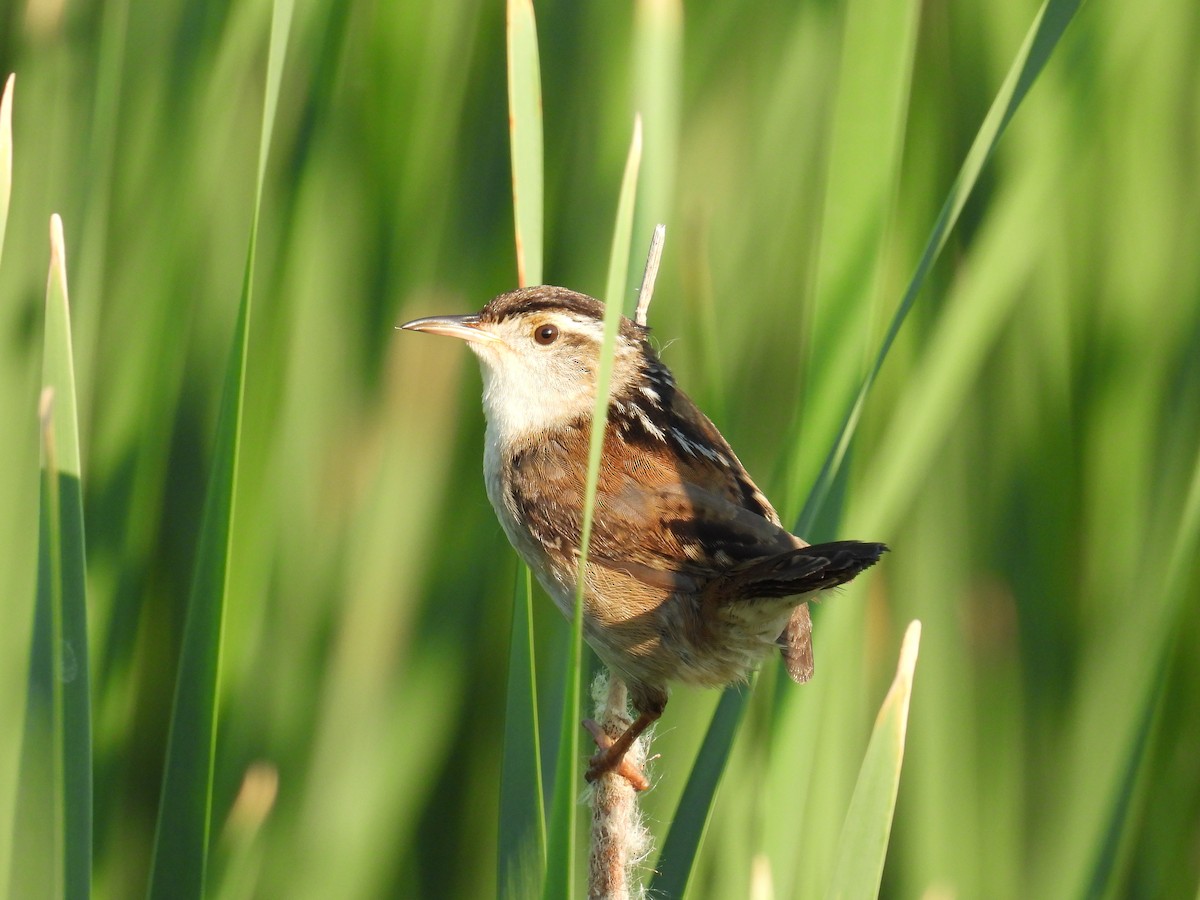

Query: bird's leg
583 710 659 791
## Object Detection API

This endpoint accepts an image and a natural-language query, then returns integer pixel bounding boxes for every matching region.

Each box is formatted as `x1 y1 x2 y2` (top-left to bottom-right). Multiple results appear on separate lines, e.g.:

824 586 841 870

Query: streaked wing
505 388 800 587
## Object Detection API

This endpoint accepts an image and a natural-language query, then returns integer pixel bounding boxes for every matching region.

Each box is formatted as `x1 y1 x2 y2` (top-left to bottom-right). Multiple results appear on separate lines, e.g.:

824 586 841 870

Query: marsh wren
402 286 885 789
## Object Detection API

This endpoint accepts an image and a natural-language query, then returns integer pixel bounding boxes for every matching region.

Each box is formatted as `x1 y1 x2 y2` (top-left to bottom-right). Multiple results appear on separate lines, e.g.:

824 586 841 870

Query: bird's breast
483 426 577 610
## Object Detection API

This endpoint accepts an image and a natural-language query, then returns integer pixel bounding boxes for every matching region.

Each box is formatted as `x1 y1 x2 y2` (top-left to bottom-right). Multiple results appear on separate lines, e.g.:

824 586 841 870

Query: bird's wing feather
502 376 824 680
506 395 801 588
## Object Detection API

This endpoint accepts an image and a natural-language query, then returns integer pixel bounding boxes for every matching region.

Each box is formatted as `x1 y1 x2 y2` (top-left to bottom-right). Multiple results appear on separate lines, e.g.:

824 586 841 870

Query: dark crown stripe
480 287 650 344
482 287 604 323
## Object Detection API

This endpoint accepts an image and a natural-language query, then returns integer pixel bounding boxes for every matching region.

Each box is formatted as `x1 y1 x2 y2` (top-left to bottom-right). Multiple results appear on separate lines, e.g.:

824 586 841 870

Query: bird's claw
582 718 650 791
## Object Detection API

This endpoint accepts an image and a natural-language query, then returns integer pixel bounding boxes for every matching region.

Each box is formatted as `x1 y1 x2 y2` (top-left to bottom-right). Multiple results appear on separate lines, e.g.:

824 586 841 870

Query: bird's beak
398 314 502 345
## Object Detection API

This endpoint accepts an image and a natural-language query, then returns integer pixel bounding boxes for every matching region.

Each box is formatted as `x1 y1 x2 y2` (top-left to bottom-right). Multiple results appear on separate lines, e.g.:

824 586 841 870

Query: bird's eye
534 323 559 345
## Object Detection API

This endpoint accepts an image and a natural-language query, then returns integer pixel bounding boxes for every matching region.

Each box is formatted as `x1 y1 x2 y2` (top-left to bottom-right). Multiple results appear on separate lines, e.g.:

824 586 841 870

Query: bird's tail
718 540 888 601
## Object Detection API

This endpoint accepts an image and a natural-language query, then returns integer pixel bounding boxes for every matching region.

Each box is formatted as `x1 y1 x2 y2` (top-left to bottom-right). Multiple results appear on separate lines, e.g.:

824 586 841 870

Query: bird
401 285 886 790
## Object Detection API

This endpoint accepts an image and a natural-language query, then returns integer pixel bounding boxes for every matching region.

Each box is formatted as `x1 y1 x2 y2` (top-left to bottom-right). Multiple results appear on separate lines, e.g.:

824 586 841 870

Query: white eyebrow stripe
548 314 606 343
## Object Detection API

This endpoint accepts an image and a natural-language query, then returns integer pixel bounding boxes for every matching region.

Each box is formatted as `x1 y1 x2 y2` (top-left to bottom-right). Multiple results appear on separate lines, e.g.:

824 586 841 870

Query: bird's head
401 285 652 441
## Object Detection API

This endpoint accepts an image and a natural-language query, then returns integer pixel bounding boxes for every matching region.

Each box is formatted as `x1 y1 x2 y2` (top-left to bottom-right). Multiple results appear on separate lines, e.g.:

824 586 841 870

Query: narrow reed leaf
842 165 1047 539
39 219 83 479
825 621 921 899
146 183 247 899
507 0 544 288
10 215 91 900
600 118 643 329
1049 442 1200 898
3 0 1197 894
781 0 921 519
763 1 920 882
501 1 547 893
543 117 642 900
650 684 751 897
499 565 546 899
147 2 293 896
632 0 681 277
658 0 1086 892
797 0 1085 536
255 0 293 196
0 74 12 266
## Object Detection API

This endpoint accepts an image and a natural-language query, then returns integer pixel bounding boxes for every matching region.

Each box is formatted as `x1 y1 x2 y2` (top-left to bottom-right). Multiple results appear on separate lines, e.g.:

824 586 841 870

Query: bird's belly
581 564 797 692
664 605 795 689
579 605 789 693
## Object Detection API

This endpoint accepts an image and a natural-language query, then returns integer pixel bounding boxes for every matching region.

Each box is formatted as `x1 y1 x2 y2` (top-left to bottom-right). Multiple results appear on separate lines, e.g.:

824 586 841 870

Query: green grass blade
146 2 293 896
843 163 1046 540
542 117 642 900
777 0 1083 889
797 0 1085 536
499 566 546 898
507 0 543 289
0 74 12 266
45 216 92 900
500 1 547 894
780 0 921 519
651 0 916 878
145 207 246 897
632 0 681 277
825 621 921 900
1045 441 1200 898
649 683 751 897
10 215 91 900
654 0 1087 893
5 0 1199 894
598 119 642 363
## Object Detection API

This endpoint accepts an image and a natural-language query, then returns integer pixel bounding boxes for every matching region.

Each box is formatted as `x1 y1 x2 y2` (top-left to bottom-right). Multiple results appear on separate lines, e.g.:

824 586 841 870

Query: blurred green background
2 0 1199 896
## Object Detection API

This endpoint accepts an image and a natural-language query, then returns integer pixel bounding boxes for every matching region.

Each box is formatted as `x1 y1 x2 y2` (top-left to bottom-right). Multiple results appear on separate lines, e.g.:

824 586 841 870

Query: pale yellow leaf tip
1 72 13 130
632 113 644 155
50 212 65 261
48 214 69 318
2 73 13 223
896 619 922 682
49 213 70 299
1 73 12 130
876 619 921 734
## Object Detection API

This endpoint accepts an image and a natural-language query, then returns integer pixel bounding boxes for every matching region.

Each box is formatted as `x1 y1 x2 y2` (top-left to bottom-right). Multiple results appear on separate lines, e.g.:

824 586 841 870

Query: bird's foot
582 718 650 791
